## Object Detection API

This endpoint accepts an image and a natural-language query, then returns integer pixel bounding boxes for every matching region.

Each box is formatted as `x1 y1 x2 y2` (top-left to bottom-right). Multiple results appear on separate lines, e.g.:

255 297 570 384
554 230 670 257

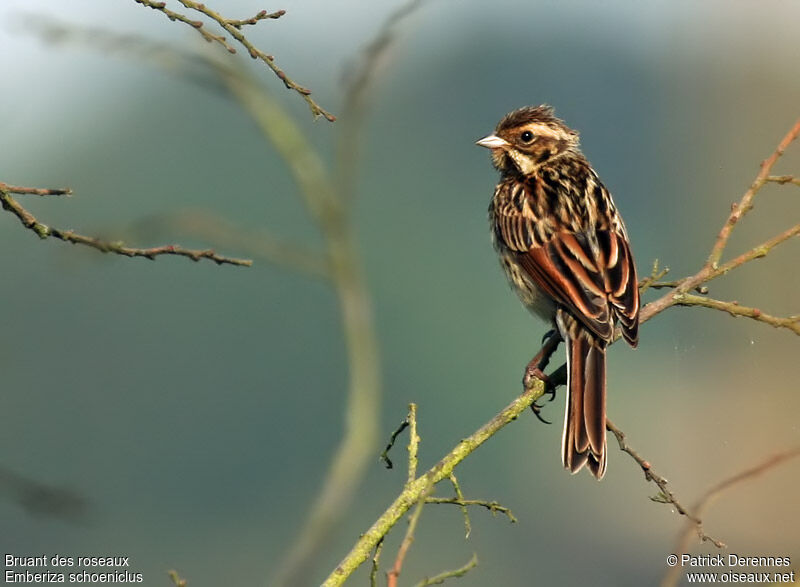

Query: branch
705 118 800 269
0 182 72 197
606 420 723 548
225 9 285 29
324 116 800 583
387 485 430 587
133 0 232 51
639 118 800 324
425 497 517 524
414 553 478 587
674 293 800 335
765 174 800 187
369 538 384 587
132 0 334 120
0 185 251 266
321 379 547 586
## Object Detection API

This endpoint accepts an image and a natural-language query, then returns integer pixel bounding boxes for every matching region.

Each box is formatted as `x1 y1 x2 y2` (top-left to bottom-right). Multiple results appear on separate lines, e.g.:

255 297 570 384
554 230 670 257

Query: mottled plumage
478 105 639 479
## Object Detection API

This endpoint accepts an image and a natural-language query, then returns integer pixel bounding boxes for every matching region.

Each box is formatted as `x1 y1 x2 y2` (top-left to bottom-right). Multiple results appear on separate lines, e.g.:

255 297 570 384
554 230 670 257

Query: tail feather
561 331 607 479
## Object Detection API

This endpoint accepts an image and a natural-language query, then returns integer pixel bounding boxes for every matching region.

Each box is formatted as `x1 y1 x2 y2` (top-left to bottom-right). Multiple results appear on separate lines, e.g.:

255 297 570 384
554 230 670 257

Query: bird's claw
530 401 551 424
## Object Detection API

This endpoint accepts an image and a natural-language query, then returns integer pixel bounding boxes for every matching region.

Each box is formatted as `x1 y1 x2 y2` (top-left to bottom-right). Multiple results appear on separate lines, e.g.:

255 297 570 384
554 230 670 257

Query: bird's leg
525 330 563 423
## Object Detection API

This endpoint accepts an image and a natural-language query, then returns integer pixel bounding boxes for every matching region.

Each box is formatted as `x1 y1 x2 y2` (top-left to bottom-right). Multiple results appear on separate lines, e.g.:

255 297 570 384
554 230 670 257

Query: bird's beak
476 134 509 149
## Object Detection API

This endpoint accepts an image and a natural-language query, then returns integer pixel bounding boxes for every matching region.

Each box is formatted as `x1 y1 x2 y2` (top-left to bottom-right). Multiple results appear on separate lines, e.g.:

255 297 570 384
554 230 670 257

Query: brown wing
516 230 639 346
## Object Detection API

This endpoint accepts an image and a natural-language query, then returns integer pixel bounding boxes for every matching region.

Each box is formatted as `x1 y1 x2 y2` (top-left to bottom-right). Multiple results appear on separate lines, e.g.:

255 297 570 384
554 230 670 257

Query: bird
477 105 639 479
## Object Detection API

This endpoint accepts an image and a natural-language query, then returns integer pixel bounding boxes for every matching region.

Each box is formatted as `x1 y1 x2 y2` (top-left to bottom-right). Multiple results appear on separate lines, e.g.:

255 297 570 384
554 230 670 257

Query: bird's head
477 105 580 176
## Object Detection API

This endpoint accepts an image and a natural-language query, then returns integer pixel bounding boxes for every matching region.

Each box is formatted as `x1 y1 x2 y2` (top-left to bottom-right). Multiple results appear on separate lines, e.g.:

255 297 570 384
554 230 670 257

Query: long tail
561 330 607 479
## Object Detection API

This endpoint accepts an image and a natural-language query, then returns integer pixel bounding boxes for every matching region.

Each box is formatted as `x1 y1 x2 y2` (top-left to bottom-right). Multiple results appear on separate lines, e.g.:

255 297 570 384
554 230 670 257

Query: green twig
414 553 479 587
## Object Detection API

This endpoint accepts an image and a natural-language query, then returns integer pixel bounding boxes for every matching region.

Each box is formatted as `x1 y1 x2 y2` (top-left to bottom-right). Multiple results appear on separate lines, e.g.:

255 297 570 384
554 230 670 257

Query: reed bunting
477 105 639 479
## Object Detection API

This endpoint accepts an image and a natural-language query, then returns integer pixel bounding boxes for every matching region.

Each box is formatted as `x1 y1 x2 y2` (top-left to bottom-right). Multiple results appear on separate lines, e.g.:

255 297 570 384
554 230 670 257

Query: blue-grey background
1 1 799 585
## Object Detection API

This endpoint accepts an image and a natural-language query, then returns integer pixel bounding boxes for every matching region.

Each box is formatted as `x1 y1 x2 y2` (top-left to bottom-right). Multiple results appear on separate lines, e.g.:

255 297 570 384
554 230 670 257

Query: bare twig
380 417 411 470
369 537 384 587
225 9 285 29
0 182 72 196
765 175 800 186
132 0 334 120
406 403 420 487
425 497 517 524
446 473 471 537
0 186 251 266
133 0 232 51
387 488 430 587
606 419 724 548
662 449 800 587
674 293 800 335
705 118 800 270
637 259 669 295
176 0 335 121
639 119 800 324
414 553 479 587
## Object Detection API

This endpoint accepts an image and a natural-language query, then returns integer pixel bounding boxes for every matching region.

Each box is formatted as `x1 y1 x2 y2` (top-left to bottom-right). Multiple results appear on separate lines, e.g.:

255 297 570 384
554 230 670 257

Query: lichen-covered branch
321 379 547 586
0 185 251 266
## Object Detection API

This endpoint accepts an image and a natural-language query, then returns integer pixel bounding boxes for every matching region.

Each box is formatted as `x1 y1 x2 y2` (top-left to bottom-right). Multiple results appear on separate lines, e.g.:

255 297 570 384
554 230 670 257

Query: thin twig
132 0 334 120
133 0 232 51
639 119 800 324
407 403 420 487
0 182 72 196
637 259 669 295
380 417 411 470
387 488 431 587
226 9 285 29
606 419 724 547
425 497 517 524
674 293 800 335
705 118 800 270
175 0 335 121
447 473 471 537
765 175 800 186
369 537 384 587
0 187 251 266
414 553 479 587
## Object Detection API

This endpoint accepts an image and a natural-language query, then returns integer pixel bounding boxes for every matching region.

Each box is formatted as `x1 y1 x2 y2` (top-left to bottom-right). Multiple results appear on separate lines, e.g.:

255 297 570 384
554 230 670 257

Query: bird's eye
520 131 534 143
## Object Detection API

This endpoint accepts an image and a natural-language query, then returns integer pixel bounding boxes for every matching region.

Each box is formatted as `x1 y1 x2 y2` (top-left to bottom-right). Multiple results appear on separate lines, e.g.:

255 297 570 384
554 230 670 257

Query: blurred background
1 0 799 585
